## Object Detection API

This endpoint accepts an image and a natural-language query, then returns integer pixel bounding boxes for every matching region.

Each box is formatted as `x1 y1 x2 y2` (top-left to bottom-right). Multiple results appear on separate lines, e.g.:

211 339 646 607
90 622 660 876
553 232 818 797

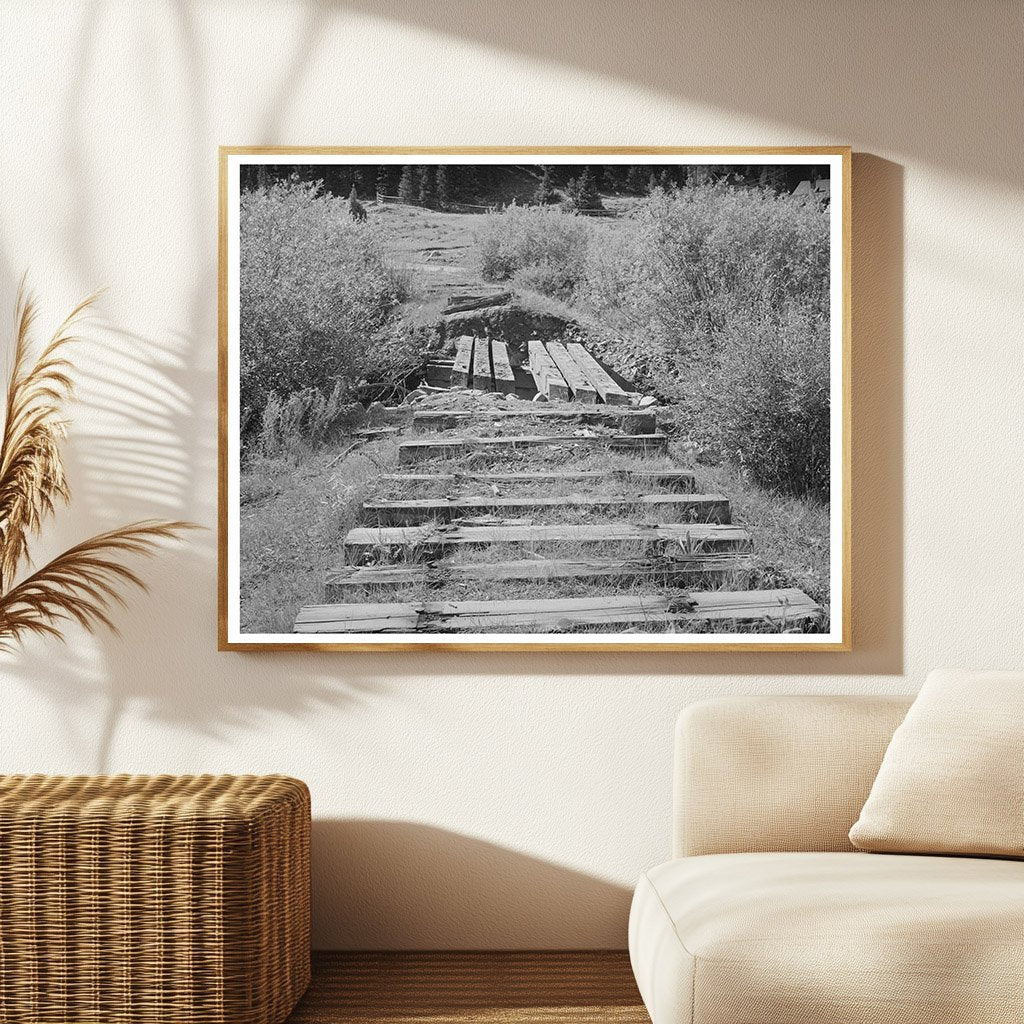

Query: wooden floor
286 951 648 1023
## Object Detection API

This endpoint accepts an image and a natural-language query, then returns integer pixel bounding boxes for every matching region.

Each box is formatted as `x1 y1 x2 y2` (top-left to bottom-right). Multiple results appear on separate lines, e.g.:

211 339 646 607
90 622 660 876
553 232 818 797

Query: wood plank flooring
287 951 648 1024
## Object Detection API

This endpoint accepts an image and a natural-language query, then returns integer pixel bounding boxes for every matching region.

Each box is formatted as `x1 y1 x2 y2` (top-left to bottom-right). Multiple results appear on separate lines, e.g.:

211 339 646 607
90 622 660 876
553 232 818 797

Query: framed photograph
219 147 850 651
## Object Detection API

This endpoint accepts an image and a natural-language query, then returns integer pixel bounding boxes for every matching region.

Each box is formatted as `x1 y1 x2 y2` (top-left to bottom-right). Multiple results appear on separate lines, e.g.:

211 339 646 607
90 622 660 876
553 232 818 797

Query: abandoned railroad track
293 336 824 636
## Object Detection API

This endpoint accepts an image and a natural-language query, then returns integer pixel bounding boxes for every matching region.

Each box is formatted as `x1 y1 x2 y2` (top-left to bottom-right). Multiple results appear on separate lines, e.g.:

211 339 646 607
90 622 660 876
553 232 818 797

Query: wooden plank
490 340 517 395
472 337 493 391
342 522 751 563
410 408 657 434
293 602 421 632
295 589 821 633
546 342 597 404
451 336 474 388
398 433 668 465
565 343 630 405
380 469 696 492
527 340 570 400
325 554 751 599
361 493 730 526
444 291 512 314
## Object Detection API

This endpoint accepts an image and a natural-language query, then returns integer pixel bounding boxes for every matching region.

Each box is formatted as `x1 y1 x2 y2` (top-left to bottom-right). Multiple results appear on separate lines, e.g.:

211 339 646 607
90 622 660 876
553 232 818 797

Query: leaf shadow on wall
311 819 633 950
0 0 387 773
0 320 387 774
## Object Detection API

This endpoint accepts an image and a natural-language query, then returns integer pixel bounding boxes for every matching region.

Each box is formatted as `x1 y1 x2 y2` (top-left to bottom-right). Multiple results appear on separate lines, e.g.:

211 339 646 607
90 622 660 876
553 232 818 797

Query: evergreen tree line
240 163 827 208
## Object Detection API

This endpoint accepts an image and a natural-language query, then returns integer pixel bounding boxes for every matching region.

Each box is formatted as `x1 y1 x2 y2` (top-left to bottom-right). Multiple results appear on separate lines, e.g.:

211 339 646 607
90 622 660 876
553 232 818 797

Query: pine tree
460 164 480 200
564 177 579 207
625 165 647 194
574 166 603 210
419 165 437 207
658 169 673 191
647 171 659 194
436 165 452 208
602 165 624 192
347 185 366 221
758 165 787 192
376 165 390 198
685 164 711 187
398 165 418 203
534 166 557 205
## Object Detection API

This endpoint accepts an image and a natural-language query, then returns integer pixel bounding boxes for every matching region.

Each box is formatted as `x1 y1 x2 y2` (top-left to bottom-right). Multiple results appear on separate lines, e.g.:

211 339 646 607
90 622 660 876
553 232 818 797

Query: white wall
0 1 1021 949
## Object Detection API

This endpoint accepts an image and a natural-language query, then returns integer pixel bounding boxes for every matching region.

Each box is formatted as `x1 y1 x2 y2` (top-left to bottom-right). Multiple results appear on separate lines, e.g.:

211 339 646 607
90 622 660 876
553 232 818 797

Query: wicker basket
0 774 310 1024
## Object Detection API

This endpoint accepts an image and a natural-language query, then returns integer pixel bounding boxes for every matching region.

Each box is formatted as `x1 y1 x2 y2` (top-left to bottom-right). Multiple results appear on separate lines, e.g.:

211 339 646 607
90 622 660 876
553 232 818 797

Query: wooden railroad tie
527 339 570 401
451 336 474 388
294 589 823 634
341 522 751 564
398 432 668 465
360 493 731 526
546 342 597 403
489 340 517 395
325 554 753 600
379 469 697 493
410 408 657 435
472 336 493 391
565 343 630 405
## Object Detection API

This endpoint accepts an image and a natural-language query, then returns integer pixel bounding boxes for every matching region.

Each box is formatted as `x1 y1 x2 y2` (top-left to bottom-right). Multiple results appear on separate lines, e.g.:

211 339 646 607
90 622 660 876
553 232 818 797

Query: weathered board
546 342 597 403
565 343 630 405
379 468 696 492
472 337 493 391
342 522 752 563
325 554 752 600
527 340 570 400
410 408 657 435
295 588 822 633
490 340 517 395
361 493 730 526
293 602 421 632
444 291 512 315
451 336 474 388
398 433 668 465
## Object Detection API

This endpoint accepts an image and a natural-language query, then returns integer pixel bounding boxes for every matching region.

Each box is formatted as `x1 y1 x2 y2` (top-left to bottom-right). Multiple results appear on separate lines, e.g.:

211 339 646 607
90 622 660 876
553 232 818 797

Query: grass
238 442 388 633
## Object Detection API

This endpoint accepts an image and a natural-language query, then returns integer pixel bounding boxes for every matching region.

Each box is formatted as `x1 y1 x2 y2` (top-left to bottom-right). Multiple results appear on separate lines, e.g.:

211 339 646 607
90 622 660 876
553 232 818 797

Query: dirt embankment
438 301 587 363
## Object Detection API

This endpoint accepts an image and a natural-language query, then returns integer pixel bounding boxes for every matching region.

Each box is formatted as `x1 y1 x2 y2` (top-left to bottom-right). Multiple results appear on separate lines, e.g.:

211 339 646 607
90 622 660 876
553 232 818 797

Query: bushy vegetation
240 178 411 428
477 204 591 301
584 185 830 498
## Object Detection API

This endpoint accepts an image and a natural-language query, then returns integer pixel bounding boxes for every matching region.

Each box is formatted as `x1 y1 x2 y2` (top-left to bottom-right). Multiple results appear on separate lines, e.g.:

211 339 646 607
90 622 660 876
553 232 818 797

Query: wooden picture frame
219 147 851 652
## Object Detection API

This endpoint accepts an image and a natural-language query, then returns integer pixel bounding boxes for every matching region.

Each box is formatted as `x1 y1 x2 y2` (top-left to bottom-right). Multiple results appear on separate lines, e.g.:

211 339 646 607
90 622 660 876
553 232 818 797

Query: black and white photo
219 149 850 650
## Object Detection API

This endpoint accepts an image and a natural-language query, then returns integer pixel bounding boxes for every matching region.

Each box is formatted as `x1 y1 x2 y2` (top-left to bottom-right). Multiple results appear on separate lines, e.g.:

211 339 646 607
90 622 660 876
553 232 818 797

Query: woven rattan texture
0 774 311 1024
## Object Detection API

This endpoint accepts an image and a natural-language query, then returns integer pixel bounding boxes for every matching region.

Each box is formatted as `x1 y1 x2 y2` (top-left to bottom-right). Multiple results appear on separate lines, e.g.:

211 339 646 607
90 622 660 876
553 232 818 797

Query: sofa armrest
674 695 912 857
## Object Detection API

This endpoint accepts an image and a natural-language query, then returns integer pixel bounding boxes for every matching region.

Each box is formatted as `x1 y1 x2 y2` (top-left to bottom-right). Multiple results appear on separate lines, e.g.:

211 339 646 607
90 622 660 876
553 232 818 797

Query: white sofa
629 695 1024 1024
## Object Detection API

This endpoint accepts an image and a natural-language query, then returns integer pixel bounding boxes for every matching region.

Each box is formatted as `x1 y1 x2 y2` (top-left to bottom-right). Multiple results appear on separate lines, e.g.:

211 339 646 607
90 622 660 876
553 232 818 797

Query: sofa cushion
849 668 1024 857
629 852 1024 1024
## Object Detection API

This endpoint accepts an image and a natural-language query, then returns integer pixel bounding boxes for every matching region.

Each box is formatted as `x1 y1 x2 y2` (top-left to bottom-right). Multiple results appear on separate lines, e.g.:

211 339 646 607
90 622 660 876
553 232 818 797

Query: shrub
239 177 407 415
583 185 831 497
477 204 590 301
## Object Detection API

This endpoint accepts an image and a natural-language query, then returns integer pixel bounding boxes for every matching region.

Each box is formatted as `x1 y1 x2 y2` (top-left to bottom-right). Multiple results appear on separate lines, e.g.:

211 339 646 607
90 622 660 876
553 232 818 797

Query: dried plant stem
0 282 197 650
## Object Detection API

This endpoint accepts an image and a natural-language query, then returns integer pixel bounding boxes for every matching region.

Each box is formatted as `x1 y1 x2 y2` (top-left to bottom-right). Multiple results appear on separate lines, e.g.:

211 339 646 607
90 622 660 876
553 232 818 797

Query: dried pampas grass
0 282 196 650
